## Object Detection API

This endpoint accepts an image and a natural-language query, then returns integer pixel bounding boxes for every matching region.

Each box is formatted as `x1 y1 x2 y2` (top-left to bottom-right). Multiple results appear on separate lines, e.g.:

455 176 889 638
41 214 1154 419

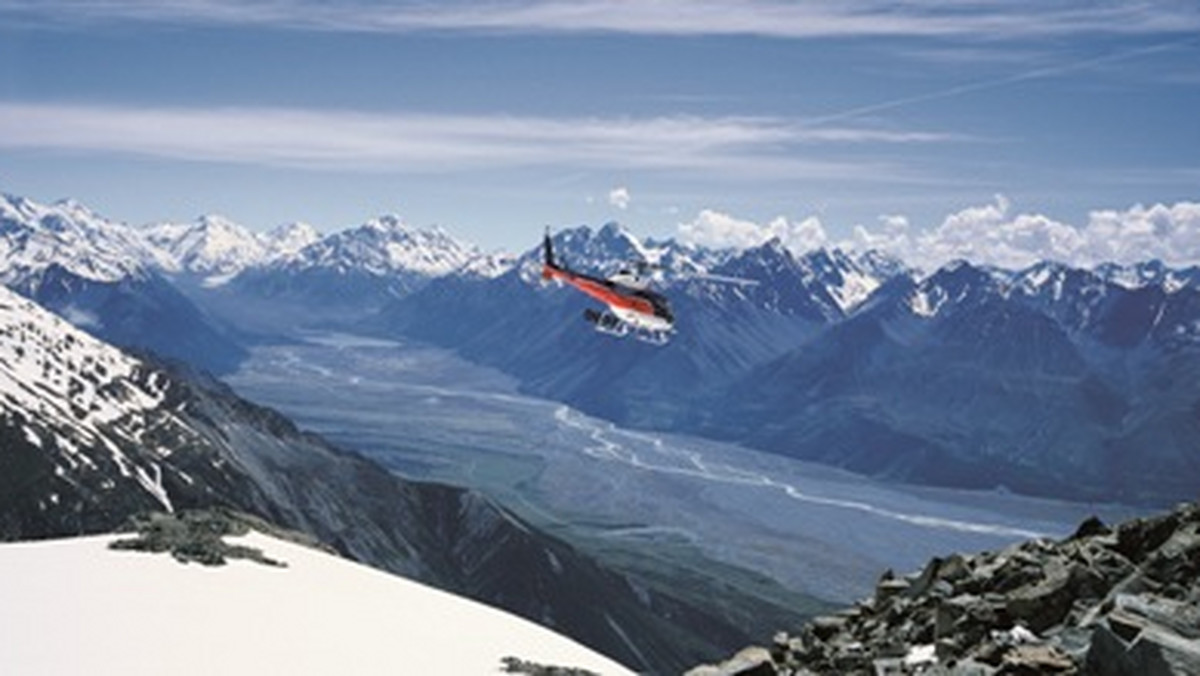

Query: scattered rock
499 656 601 676
1071 515 1111 540
107 508 316 567
682 647 774 676
690 501 1200 675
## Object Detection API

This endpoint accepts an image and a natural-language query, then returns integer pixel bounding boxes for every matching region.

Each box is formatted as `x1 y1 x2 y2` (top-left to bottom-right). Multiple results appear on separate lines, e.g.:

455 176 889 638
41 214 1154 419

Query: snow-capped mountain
701 240 891 319
377 224 896 427
8 188 1197 506
1096 259 1200 291
0 284 248 530
1 193 170 283
143 214 271 286
0 527 634 676
379 226 1200 505
269 215 476 277
263 220 321 256
0 193 246 374
696 258 1200 505
207 214 487 333
144 216 323 287
0 287 769 673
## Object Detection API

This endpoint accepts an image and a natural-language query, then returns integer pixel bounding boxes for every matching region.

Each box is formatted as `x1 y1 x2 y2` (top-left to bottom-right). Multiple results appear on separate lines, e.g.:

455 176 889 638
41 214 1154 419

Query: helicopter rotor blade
682 271 760 287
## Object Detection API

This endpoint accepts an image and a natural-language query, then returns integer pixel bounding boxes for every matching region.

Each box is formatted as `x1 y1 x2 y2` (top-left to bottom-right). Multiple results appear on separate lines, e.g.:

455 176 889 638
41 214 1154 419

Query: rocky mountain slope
696 260 1200 505
0 284 802 674
690 501 1200 675
6 188 1196 505
378 225 1200 506
377 224 891 427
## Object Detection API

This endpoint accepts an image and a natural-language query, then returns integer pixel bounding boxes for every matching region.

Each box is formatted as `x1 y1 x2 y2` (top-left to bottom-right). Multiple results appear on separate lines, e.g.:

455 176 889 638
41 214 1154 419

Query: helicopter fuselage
541 263 674 334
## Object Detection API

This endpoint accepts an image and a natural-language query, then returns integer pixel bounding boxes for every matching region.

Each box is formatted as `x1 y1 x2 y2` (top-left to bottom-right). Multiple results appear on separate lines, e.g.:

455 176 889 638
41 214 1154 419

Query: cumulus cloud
678 209 828 252
608 186 631 210
686 197 1200 270
850 196 1200 271
1084 202 1200 265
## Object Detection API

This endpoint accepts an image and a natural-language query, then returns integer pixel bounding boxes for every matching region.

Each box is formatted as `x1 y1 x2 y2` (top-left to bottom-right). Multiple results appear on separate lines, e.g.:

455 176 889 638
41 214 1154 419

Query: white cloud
678 209 828 253
849 196 1200 270
686 197 1200 270
678 210 767 250
608 186 631 210
5 1 1196 40
0 101 939 179
1083 202 1200 265
787 215 829 252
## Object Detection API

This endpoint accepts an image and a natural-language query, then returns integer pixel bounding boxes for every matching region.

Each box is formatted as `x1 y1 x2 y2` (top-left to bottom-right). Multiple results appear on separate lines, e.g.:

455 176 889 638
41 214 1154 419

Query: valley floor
225 332 1144 604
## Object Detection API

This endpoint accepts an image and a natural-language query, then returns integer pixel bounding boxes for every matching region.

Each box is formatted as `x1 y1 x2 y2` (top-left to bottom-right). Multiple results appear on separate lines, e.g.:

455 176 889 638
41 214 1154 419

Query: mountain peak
280 215 476 278
597 220 625 237
264 221 321 256
143 214 265 282
907 259 1000 318
363 213 410 233
194 213 243 231
0 193 164 283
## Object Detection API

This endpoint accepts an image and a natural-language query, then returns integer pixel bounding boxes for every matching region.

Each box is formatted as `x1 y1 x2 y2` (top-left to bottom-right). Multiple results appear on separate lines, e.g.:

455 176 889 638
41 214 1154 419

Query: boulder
686 500 1200 676
1006 561 1075 633
683 647 776 676
1072 515 1111 540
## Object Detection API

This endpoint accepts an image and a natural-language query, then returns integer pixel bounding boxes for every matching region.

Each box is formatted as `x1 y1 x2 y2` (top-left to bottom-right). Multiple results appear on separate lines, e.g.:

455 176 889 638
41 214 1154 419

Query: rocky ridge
689 502 1200 675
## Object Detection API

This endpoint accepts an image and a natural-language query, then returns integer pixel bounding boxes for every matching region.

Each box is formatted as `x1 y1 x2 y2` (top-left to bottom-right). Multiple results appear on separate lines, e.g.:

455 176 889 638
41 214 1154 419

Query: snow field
0 532 635 675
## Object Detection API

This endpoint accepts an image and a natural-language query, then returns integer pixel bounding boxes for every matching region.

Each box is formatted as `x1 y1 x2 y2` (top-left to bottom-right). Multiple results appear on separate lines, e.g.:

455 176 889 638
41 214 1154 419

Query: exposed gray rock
691 501 1200 675
682 647 775 676
108 509 305 567
499 656 601 676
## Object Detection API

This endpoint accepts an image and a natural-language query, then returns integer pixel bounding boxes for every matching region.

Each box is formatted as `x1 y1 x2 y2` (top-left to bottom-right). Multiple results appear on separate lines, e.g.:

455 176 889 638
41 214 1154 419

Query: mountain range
0 195 246 373
4 189 1199 673
375 226 1200 506
696 259 1200 504
3 190 1198 507
0 282 818 674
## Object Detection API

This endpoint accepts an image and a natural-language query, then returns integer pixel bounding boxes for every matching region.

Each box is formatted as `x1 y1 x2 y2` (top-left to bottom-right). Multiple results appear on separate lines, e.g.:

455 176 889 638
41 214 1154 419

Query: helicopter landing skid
584 309 630 337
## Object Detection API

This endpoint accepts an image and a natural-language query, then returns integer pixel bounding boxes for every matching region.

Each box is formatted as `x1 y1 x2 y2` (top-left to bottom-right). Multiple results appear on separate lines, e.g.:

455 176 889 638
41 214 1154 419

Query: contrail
805 38 1197 126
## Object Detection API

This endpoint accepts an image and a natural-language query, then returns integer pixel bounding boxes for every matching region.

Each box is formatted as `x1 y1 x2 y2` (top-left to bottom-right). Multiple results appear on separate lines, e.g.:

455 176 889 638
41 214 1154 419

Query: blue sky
1 1 1198 265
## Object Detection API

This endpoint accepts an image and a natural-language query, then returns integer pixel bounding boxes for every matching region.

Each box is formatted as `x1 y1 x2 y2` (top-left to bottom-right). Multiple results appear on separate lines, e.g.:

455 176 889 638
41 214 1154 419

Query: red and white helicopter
541 230 676 345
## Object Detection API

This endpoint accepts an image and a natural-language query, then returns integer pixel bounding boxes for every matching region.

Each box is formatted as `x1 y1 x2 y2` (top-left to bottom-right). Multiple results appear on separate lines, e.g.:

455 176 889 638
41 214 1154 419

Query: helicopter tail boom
542 230 560 280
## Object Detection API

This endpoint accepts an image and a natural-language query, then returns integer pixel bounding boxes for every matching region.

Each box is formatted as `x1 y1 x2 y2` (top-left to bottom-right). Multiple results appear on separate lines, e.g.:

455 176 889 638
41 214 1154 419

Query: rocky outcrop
107 509 331 567
689 502 1200 675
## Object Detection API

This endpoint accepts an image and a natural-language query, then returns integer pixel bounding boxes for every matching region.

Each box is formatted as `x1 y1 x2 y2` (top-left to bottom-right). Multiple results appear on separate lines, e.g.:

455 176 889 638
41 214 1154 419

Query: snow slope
0 193 170 283
0 531 635 676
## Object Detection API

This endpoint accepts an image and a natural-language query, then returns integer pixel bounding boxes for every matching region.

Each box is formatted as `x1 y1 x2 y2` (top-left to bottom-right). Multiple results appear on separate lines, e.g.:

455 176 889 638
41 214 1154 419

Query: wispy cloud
806 38 1198 126
0 101 950 179
2 0 1197 39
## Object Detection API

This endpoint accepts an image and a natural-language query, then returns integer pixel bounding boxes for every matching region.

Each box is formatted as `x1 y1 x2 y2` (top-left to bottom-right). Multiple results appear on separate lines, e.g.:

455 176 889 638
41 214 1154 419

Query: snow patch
0 532 634 675
909 289 944 318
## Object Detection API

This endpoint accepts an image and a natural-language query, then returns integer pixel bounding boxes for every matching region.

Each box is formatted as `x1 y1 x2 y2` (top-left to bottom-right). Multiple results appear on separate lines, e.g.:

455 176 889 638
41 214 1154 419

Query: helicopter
541 230 676 345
